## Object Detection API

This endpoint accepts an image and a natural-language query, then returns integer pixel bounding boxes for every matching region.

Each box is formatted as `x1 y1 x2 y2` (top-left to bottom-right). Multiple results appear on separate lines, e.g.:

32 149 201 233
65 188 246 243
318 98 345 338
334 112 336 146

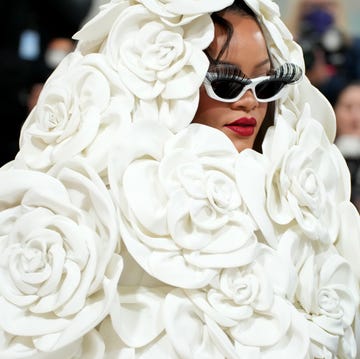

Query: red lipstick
225 117 257 137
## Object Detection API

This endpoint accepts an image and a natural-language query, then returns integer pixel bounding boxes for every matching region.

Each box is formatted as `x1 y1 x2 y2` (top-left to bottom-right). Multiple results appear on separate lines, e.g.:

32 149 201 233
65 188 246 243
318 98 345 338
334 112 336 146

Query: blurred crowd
1 0 360 211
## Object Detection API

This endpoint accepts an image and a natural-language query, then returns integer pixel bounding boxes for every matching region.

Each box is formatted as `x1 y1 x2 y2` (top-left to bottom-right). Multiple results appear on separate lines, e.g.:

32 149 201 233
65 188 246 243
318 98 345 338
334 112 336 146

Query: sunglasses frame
203 74 290 103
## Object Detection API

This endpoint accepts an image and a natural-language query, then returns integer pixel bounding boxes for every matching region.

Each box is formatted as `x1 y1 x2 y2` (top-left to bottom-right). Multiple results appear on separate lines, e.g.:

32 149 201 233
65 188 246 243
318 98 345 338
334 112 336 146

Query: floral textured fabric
0 0 359 358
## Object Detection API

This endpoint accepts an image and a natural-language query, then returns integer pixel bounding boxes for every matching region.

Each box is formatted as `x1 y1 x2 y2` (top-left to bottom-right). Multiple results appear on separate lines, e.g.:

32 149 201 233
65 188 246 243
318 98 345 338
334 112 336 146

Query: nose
229 89 258 111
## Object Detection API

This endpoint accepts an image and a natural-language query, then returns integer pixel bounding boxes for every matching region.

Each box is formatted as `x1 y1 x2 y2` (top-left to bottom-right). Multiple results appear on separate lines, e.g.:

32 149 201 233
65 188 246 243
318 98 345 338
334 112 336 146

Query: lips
225 117 257 137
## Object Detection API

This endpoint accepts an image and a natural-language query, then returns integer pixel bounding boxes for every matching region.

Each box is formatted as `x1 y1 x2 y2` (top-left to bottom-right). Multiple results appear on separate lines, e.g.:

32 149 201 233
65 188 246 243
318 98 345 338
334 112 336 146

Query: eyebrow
212 58 271 70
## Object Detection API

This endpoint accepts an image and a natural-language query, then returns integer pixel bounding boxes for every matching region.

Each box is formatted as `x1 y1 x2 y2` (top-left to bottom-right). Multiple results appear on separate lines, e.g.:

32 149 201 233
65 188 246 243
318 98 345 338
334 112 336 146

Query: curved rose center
21 247 46 273
141 28 182 72
225 274 258 305
42 102 62 130
233 283 251 304
318 288 343 318
300 169 318 195
207 176 234 211
8 240 53 295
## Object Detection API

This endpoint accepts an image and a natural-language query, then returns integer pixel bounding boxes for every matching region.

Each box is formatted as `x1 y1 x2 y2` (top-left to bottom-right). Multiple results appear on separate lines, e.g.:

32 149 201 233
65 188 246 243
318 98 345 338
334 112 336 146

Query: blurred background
278 0 360 35
1 0 360 209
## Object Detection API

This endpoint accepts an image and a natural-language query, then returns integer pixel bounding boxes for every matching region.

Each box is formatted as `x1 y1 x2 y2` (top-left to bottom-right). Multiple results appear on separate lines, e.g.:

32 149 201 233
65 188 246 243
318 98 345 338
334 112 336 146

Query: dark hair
209 1 257 61
208 0 275 153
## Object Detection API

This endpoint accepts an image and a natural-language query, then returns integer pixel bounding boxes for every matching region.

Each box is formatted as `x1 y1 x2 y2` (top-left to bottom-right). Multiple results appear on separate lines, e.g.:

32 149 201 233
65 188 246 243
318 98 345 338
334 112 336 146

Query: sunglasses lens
211 80 245 100
255 79 285 100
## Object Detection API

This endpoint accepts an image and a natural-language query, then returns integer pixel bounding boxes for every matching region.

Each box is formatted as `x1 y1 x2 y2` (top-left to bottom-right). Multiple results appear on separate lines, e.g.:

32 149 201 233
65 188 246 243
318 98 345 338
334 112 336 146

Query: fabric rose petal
138 0 233 23
264 106 350 245
74 0 132 55
0 160 123 354
110 285 172 348
109 122 258 288
99 315 181 358
0 329 105 359
163 289 226 358
16 53 133 175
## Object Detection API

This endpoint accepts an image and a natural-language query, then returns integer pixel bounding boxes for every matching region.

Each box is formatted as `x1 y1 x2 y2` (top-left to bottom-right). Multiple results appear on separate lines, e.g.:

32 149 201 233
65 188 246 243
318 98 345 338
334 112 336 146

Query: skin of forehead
208 13 270 77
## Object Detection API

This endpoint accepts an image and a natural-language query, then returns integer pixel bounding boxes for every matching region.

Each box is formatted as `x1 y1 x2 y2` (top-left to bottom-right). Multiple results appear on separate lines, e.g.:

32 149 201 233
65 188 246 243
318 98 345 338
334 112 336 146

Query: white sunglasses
203 62 303 103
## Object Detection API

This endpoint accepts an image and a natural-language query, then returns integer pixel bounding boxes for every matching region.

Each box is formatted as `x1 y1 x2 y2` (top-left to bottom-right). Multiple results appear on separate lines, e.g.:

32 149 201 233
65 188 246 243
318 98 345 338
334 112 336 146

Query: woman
0 0 359 358
193 2 301 153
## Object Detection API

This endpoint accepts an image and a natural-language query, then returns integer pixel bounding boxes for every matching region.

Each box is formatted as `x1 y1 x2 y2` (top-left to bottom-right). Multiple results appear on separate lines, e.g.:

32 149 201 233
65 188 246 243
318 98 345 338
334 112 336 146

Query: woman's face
192 11 270 152
335 85 360 137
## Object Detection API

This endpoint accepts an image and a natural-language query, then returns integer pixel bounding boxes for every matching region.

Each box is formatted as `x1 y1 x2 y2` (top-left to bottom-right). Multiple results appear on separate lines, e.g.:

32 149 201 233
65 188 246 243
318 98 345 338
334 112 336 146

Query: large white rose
17 53 133 175
103 4 210 100
185 244 309 357
263 107 350 245
297 249 359 357
163 287 310 359
0 160 123 354
109 122 258 288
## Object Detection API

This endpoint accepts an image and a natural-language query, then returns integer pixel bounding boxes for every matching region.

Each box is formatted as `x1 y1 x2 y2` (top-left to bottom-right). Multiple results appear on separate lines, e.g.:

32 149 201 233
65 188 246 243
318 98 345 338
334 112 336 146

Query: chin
233 139 255 153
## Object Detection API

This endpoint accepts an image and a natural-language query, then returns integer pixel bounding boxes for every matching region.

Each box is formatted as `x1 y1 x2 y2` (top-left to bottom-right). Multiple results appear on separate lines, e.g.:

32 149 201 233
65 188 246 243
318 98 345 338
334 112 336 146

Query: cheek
257 103 268 127
192 87 224 126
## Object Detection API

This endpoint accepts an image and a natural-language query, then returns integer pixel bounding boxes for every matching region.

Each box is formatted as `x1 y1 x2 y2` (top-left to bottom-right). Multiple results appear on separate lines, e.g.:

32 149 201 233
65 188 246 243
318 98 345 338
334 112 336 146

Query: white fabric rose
297 249 359 356
263 106 350 244
0 160 123 354
17 53 133 175
104 4 211 100
101 4 211 131
109 122 258 288
163 288 310 359
185 244 309 357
